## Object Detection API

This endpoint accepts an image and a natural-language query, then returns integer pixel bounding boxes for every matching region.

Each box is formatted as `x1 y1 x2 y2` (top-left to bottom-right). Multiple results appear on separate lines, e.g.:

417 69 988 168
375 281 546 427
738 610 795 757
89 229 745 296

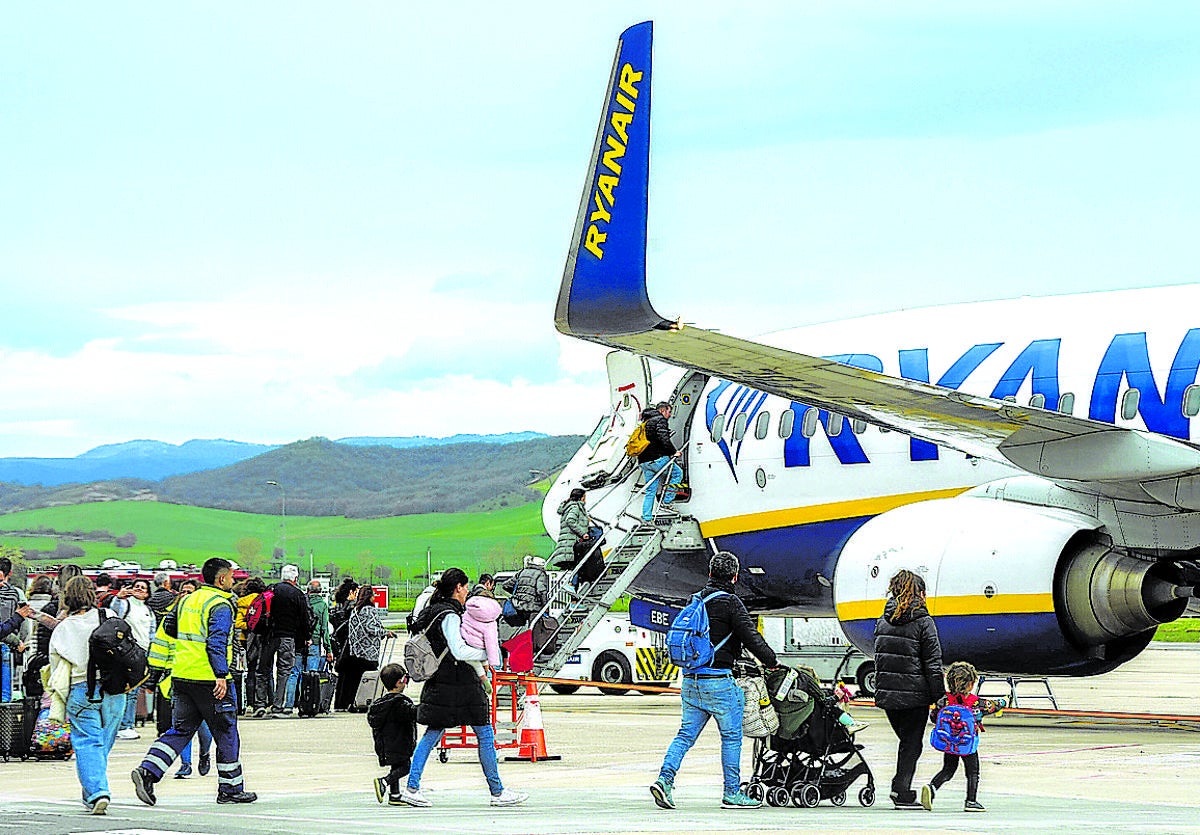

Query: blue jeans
640 456 683 521
408 725 503 796
658 674 745 797
67 681 125 804
284 645 322 708
179 721 213 766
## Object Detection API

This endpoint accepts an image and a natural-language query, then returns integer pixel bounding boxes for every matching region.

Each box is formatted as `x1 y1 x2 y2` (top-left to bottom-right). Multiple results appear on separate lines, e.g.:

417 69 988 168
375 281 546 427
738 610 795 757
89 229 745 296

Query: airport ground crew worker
131 557 257 806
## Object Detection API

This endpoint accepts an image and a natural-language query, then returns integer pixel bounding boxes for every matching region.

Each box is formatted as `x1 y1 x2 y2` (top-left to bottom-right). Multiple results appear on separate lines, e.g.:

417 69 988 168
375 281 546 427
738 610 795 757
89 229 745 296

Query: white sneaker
117 729 140 740
398 787 431 808
490 788 528 807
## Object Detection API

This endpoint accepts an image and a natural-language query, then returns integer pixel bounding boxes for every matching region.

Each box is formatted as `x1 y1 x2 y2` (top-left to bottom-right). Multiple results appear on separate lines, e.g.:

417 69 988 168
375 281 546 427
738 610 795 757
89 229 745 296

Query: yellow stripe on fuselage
698 487 970 538
836 593 1054 623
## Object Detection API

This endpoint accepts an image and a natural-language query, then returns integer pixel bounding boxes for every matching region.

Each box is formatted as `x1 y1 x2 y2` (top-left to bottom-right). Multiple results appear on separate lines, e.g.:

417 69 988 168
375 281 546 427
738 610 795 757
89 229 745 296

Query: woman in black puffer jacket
873 569 944 809
397 568 527 809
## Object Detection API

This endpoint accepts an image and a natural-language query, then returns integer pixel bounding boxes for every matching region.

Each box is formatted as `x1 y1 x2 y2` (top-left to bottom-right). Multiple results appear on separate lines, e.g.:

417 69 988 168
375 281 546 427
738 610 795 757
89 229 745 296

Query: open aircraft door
577 351 652 489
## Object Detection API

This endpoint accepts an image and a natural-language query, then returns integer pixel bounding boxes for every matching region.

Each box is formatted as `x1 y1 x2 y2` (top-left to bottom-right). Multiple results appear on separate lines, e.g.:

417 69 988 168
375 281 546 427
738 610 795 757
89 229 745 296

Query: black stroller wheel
799 783 820 808
858 786 875 807
746 782 766 802
831 791 847 807
766 786 789 807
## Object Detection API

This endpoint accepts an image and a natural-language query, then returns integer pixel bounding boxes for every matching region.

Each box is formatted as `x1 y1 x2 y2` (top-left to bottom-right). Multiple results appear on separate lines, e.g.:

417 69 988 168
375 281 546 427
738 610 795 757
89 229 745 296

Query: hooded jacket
551 499 591 565
409 599 489 729
460 595 502 668
368 690 417 769
873 597 944 710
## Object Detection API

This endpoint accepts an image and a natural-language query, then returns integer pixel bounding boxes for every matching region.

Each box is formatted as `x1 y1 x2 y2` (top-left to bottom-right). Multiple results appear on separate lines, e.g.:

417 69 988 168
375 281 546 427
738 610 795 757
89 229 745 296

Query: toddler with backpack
921 661 1007 813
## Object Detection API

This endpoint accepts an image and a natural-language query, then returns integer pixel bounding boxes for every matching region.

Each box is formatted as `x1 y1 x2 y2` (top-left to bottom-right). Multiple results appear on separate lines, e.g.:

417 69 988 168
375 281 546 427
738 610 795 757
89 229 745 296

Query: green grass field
1154 618 1200 642
0 500 552 585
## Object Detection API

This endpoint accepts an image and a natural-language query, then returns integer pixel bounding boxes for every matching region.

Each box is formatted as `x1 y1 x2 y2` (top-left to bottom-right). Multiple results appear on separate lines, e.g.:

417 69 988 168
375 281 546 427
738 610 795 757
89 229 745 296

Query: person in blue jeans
636 402 683 522
650 552 778 810
174 721 213 778
284 580 334 709
48 576 127 815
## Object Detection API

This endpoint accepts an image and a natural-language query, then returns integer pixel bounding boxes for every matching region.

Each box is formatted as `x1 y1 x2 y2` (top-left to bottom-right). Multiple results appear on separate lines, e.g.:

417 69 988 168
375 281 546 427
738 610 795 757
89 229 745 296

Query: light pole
266 480 286 560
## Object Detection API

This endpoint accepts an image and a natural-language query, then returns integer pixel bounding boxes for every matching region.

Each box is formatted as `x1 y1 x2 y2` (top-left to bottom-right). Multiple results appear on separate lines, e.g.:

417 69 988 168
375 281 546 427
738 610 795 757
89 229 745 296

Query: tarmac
2 644 1198 835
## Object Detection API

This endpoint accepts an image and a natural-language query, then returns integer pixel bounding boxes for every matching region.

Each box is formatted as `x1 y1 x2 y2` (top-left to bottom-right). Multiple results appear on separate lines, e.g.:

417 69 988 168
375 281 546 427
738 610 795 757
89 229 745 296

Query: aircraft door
577 352 652 489
665 371 710 495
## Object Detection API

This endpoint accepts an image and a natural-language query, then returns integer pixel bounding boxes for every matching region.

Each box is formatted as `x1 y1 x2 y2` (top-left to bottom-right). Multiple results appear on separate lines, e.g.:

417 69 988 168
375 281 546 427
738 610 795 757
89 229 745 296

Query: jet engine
832 497 1191 676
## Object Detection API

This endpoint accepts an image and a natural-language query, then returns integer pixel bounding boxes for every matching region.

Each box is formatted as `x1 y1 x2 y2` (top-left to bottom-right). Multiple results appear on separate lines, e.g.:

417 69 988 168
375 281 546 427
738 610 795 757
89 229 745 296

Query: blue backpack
666 591 730 673
929 702 978 756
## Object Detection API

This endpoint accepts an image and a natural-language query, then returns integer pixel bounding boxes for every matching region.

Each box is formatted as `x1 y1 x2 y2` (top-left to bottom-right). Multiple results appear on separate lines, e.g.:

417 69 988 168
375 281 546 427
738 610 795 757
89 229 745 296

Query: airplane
543 20 1200 678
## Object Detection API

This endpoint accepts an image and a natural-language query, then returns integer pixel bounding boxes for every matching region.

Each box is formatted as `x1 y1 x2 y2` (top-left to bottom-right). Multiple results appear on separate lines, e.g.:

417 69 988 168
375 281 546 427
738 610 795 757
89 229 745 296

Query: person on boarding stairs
873 569 944 810
650 551 778 811
399 568 527 808
502 555 549 624
921 661 1006 813
48 577 125 815
368 662 417 806
550 488 591 568
637 402 683 522
334 584 390 711
131 557 257 807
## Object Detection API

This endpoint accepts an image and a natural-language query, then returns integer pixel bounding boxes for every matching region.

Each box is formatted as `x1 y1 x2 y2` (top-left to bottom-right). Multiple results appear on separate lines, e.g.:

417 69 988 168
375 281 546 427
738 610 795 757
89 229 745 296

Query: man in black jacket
650 551 777 811
254 565 313 718
637 402 683 522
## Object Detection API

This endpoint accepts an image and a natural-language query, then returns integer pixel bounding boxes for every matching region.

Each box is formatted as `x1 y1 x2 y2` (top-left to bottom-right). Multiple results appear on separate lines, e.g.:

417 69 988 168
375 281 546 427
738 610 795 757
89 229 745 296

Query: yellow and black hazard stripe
635 647 679 683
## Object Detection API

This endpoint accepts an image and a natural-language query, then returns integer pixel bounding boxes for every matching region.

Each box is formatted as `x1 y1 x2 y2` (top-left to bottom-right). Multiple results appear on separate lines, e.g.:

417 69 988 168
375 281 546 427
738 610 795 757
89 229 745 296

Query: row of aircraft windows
708 384 1200 444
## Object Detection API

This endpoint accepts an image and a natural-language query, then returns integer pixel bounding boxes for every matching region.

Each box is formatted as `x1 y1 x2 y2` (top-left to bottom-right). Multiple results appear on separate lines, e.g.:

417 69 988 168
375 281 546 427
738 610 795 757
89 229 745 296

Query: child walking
459 593 503 695
367 663 417 806
921 661 1006 813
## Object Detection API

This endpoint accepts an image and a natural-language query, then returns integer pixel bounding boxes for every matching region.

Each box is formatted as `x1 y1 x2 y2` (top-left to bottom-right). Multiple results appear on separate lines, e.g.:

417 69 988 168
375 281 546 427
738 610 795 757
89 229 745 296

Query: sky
2 2 1199 457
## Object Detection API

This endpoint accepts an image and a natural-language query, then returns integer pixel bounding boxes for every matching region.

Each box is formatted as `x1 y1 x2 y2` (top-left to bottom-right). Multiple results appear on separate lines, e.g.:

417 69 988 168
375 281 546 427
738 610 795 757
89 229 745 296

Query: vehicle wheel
437 749 448 764
858 786 875 807
767 786 789 807
799 783 820 808
831 791 847 807
856 661 877 698
746 782 766 802
593 651 632 696
549 684 580 695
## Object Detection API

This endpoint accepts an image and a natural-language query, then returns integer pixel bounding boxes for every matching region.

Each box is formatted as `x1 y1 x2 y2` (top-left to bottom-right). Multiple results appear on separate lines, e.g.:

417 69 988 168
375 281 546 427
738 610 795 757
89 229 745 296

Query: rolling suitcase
0 697 35 761
349 670 381 713
318 665 337 714
136 687 152 726
297 669 322 717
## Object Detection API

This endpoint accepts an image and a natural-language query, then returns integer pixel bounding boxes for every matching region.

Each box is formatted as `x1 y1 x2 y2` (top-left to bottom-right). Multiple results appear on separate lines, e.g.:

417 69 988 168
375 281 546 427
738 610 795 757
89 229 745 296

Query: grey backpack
403 616 449 682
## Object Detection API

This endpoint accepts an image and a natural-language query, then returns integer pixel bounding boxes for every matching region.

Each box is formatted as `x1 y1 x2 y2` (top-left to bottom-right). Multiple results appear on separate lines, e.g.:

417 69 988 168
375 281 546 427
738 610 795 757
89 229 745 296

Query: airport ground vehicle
761 618 876 697
548 612 677 696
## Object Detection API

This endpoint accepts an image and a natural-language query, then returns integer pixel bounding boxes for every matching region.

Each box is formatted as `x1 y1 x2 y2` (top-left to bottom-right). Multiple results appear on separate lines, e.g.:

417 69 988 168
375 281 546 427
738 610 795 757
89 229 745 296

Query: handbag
737 673 780 738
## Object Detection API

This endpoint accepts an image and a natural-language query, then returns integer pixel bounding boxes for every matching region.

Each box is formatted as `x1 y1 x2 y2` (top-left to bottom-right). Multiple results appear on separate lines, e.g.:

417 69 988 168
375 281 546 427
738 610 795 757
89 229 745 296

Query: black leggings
884 706 929 803
931 751 980 801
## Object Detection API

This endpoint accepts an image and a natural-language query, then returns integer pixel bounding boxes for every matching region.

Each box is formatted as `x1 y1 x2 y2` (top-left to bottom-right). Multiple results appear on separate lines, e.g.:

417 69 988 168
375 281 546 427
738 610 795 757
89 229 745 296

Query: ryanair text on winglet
583 63 643 260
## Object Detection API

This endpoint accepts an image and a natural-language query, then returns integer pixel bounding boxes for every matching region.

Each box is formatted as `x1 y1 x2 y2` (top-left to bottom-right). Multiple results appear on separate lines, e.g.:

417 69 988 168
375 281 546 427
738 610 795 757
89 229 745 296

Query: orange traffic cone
504 681 561 762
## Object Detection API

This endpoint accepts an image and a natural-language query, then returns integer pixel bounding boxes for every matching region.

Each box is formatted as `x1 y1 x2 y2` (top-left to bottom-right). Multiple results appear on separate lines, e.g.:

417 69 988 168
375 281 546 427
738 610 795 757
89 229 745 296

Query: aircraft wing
557 22 1200 491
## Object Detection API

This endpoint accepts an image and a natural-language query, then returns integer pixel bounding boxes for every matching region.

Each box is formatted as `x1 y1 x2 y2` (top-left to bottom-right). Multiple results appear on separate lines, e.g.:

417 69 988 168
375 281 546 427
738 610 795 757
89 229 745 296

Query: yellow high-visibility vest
172 585 234 682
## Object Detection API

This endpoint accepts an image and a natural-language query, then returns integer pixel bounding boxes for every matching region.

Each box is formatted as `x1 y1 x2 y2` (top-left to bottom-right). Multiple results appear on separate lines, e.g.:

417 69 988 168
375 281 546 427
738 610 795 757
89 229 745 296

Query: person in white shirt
116 578 156 740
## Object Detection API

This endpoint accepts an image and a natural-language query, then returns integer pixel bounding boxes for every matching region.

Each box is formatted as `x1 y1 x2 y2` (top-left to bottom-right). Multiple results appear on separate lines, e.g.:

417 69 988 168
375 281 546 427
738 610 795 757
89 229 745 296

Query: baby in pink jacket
460 594 502 695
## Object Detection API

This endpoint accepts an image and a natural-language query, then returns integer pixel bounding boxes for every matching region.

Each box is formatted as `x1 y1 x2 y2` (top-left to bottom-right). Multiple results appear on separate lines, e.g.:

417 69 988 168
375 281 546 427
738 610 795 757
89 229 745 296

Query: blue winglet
556 21 669 338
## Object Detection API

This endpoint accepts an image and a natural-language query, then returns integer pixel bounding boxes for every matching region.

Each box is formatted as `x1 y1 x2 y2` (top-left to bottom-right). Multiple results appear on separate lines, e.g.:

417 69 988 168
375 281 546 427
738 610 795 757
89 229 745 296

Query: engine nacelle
832 497 1187 676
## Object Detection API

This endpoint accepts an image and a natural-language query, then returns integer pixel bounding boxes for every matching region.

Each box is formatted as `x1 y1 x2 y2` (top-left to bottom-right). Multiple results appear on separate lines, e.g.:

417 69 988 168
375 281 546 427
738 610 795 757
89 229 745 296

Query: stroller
741 663 876 808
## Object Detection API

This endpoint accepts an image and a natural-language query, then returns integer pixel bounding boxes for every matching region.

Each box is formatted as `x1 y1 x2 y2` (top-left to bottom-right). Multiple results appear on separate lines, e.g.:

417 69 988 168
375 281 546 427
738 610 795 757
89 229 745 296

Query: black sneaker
198 752 211 776
889 791 922 810
131 767 157 806
374 777 387 804
964 799 986 812
217 791 258 804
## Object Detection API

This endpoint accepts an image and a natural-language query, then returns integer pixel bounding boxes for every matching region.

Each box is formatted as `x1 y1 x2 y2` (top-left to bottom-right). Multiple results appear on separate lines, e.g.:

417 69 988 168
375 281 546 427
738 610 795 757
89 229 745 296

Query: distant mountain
0 433 551 486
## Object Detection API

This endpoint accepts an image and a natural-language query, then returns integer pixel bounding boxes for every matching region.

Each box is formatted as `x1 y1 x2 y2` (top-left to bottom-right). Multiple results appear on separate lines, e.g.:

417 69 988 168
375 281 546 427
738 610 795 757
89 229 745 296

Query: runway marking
988 743 1140 759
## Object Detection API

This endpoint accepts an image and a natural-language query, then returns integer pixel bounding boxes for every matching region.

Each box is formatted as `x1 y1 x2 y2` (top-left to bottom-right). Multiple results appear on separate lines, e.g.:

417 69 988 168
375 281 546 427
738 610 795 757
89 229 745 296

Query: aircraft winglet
556 21 669 338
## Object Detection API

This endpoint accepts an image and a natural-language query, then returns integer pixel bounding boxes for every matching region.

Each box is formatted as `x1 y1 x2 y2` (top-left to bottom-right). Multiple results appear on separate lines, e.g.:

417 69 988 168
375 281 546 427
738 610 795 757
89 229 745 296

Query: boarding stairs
529 455 707 678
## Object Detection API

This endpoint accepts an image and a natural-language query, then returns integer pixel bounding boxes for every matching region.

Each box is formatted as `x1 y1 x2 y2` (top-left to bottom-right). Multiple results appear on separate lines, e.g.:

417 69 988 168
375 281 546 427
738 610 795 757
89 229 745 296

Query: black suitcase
297 669 322 717
0 697 36 762
318 666 336 714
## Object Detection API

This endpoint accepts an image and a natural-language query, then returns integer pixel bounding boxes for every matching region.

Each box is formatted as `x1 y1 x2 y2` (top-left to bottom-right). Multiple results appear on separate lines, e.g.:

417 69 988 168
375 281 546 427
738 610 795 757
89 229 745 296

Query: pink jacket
461 595 502 668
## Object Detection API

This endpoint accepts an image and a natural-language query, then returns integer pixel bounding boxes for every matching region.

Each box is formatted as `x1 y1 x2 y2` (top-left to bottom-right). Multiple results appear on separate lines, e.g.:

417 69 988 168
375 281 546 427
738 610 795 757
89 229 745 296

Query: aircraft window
732 413 748 441
755 411 770 440
851 419 866 435
827 413 844 437
1029 393 1045 409
586 416 607 451
1121 388 1140 421
710 414 725 443
1002 395 1017 403
801 407 819 438
1185 385 1200 418
1058 393 1075 414
779 409 795 439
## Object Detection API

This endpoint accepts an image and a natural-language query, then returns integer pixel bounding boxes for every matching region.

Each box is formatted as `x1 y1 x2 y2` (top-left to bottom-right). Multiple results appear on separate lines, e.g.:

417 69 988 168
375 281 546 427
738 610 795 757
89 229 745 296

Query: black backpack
87 609 149 700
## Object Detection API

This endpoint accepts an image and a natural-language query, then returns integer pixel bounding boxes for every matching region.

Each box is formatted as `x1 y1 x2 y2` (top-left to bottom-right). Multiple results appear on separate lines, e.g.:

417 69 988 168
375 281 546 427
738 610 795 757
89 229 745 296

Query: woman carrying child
399 568 526 809
921 661 1006 813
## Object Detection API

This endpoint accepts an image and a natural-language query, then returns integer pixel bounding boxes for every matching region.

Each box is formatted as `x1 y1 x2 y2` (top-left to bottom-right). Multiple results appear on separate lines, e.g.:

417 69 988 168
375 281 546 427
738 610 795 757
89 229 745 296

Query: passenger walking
399 568 527 808
650 551 777 811
116 578 156 740
284 580 334 709
131 557 257 806
873 569 944 810
334 585 389 711
921 661 1006 813
253 564 312 718
47 577 126 815
368 662 417 805
636 402 683 522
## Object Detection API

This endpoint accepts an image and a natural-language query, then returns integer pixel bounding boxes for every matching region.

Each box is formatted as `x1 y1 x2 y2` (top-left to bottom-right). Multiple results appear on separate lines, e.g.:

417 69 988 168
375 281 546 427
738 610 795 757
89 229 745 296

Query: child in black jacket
367 663 417 806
